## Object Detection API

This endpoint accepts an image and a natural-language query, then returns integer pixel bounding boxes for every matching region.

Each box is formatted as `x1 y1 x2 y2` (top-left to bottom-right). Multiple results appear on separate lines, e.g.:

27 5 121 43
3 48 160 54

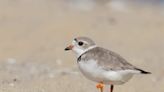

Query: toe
96 83 104 89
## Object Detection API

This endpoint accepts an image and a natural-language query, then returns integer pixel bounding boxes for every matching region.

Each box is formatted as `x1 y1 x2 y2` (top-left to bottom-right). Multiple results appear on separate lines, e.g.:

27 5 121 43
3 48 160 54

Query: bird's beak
65 45 74 51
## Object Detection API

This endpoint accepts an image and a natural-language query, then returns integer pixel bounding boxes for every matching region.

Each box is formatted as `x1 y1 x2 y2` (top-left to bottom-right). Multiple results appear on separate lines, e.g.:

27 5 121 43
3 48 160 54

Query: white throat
73 45 97 58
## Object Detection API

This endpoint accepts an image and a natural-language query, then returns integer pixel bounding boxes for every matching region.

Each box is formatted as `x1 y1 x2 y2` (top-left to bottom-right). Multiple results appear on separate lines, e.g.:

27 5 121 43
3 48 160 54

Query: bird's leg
96 82 104 92
110 85 114 92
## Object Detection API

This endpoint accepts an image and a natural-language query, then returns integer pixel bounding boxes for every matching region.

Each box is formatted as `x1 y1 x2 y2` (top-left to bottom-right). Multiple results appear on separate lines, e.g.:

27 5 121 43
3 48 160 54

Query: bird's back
79 47 150 74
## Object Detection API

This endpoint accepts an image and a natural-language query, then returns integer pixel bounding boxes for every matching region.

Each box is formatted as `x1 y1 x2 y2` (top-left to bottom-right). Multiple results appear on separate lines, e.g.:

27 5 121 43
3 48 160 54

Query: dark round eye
78 41 84 46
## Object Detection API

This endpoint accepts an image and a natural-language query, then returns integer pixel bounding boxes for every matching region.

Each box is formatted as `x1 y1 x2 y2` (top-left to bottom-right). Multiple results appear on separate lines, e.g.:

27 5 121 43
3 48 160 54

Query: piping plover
65 37 151 92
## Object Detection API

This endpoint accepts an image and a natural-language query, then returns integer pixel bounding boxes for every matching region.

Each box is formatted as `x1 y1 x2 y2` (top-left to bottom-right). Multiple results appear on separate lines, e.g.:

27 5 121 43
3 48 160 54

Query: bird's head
65 37 96 57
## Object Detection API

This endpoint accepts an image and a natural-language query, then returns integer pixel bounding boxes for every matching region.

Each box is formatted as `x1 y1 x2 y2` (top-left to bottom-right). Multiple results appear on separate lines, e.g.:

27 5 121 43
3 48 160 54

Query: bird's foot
96 82 104 92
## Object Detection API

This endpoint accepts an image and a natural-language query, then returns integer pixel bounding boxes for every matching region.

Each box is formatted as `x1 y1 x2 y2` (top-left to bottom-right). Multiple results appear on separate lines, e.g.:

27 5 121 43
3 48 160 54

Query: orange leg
96 82 104 92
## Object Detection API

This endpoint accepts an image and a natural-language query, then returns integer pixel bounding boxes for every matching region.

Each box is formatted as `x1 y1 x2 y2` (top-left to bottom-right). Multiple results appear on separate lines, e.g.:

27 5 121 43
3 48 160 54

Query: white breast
78 60 104 82
78 60 135 85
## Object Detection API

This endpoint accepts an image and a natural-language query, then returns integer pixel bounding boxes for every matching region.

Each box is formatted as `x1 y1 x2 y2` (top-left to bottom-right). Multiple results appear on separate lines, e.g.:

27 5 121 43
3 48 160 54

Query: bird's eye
78 41 84 46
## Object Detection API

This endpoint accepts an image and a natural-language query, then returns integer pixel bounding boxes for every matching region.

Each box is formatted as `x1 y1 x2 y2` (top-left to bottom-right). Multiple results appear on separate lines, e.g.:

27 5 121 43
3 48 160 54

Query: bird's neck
75 45 97 58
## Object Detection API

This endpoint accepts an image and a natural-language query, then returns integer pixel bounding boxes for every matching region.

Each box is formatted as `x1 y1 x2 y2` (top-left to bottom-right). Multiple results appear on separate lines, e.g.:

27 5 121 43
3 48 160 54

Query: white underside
78 60 140 85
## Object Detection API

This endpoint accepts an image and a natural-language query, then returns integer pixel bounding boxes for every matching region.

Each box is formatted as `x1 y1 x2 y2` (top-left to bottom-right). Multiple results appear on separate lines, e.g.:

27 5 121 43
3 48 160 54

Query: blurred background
0 0 163 92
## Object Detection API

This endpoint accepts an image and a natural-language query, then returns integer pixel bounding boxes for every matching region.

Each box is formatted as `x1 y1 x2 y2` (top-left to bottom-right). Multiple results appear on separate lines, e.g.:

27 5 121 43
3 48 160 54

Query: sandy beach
0 0 163 92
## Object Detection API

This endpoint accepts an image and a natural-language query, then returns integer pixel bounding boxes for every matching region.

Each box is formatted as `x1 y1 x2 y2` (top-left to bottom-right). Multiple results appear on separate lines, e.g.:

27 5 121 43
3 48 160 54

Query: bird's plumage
78 47 149 73
65 36 151 86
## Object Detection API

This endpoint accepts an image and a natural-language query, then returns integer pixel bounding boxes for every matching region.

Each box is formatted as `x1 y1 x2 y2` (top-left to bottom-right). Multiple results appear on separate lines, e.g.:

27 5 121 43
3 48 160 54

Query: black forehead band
74 38 78 42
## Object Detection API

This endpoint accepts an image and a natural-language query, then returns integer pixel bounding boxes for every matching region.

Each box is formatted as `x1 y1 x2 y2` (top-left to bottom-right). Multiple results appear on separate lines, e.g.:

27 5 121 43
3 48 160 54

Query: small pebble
9 83 15 87
7 58 16 65
56 59 63 66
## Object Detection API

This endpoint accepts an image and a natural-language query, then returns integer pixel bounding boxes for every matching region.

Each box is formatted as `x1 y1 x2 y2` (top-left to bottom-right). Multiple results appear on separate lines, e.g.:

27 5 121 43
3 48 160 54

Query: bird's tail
135 68 151 74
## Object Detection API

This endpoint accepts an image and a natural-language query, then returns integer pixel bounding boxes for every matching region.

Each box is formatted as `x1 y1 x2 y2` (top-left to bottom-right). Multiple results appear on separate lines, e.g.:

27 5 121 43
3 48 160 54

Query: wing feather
80 47 137 71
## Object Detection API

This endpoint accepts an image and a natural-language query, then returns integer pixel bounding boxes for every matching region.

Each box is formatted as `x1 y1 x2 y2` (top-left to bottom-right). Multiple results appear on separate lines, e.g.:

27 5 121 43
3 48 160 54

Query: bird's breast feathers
78 59 135 84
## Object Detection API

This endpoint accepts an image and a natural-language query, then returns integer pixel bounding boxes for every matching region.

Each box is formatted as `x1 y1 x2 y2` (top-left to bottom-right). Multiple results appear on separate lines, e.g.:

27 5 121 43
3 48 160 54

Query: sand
0 0 163 92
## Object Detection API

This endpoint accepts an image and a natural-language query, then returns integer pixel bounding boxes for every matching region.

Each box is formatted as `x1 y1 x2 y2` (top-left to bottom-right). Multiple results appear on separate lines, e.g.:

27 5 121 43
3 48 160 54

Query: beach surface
0 0 163 92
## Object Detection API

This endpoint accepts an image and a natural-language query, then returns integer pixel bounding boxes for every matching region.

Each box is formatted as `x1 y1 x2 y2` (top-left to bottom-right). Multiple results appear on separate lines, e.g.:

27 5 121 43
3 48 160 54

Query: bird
65 37 151 92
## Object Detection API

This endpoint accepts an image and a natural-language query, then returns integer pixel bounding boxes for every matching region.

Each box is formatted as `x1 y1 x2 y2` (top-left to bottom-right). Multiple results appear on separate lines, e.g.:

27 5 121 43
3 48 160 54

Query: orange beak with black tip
65 45 74 51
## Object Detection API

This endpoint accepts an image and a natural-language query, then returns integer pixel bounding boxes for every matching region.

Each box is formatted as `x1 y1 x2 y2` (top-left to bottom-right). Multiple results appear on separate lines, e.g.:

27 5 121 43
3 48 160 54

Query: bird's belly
102 70 134 85
78 60 105 82
78 60 134 85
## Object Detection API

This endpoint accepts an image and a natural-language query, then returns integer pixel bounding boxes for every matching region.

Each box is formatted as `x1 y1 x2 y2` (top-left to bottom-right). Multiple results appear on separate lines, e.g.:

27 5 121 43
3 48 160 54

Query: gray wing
81 47 137 71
